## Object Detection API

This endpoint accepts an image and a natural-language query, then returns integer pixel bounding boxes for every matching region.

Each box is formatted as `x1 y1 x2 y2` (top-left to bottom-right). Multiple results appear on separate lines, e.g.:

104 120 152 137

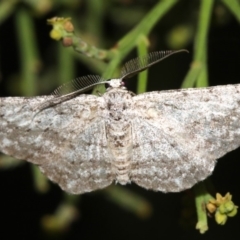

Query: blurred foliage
1 0 240 239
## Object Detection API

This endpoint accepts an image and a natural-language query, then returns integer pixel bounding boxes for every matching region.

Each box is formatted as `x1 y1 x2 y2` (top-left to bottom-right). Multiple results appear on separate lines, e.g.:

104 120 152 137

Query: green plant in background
0 0 240 236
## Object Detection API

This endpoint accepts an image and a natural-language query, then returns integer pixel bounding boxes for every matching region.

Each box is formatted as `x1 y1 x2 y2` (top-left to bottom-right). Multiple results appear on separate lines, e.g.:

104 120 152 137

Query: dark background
0 0 240 239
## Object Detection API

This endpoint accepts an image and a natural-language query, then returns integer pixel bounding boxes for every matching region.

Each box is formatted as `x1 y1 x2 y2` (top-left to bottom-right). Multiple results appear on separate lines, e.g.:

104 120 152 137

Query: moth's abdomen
113 153 131 185
106 122 132 185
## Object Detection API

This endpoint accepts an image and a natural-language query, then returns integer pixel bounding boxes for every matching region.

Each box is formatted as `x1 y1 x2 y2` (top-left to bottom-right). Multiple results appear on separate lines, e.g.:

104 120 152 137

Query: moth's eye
105 82 110 88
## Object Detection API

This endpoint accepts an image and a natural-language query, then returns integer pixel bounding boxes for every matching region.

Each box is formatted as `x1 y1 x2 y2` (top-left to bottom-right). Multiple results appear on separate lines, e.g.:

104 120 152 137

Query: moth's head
106 79 126 91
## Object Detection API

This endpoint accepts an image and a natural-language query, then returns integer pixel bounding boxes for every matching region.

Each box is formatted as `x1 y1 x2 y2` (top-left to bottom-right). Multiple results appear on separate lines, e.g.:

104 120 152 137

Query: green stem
194 183 209 234
117 0 178 54
194 0 214 61
41 193 80 232
222 0 240 22
31 165 49 193
136 35 149 94
104 186 152 219
58 44 75 86
182 0 214 88
196 44 208 87
0 155 23 169
101 0 178 85
15 8 40 96
0 0 18 24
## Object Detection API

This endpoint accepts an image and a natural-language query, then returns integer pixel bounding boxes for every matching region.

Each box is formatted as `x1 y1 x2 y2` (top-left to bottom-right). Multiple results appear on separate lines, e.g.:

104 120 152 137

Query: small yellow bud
219 201 235 214
206 202 217 213
64 21 74 32
62 37 73 47
50 29 62 41
227 206 238 217
215 211 227 225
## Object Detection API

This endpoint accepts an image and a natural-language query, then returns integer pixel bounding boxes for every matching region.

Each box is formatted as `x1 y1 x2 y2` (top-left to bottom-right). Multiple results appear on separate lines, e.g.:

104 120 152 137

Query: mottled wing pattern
0 96 114 194
131 84 240 192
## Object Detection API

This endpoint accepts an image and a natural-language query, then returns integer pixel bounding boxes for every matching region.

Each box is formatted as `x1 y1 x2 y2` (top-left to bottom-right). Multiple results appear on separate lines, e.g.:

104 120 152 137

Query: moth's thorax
103 88 133 121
